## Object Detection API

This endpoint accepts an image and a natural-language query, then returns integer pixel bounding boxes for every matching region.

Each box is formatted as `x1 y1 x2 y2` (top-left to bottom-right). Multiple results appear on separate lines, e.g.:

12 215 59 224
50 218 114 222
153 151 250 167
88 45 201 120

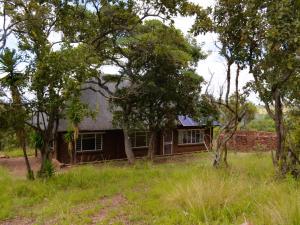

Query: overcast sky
173 0 258 103
1 0 259 103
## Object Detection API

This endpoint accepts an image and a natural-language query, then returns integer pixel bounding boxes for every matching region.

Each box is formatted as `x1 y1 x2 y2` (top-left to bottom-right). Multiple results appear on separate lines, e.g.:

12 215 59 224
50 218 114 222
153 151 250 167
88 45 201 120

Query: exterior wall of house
56 130 126 164
55 127 213 164
171 127 212 154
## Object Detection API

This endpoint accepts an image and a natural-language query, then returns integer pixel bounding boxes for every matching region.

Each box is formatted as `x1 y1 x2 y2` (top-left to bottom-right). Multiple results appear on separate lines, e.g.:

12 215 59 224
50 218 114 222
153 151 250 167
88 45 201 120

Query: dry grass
0 152 299 225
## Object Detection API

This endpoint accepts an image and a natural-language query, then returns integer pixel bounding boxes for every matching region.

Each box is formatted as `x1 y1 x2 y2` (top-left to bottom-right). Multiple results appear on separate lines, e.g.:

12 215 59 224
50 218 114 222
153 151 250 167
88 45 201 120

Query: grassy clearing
0 148 35 158
0 152 299 225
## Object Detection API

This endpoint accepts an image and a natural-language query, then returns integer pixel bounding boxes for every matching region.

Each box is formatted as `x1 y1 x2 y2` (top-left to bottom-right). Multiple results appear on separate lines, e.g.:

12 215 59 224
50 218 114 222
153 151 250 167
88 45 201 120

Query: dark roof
58 82 219 132
58 82 118 132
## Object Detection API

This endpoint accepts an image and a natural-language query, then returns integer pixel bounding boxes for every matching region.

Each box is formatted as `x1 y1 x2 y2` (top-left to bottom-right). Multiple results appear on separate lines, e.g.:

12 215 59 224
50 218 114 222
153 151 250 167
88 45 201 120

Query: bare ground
90 194 128 225
0 156 62 177
0 152 208 178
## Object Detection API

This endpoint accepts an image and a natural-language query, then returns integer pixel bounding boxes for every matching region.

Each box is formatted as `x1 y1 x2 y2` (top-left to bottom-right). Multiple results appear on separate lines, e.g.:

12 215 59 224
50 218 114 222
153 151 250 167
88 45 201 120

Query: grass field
0 152 299 225
0 148 35 158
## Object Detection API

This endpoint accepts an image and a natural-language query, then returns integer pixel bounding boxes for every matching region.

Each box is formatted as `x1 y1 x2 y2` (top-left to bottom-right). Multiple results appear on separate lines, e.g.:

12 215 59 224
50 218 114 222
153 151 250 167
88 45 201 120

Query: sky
1 0 259 103
173 0 258 103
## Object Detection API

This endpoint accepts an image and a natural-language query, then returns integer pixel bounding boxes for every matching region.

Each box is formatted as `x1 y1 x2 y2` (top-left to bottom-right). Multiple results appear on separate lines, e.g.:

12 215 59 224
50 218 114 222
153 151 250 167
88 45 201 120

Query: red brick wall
223 131 277 151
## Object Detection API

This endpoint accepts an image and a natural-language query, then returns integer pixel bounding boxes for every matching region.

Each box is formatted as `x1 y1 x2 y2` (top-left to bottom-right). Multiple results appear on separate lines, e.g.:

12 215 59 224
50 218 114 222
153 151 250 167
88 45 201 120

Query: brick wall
223 131 277 151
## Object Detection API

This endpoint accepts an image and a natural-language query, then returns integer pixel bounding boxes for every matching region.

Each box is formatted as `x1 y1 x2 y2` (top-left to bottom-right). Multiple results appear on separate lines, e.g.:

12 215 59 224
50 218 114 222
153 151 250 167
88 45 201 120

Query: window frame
131 131 149 149
75 132 104 152
178 129 204 145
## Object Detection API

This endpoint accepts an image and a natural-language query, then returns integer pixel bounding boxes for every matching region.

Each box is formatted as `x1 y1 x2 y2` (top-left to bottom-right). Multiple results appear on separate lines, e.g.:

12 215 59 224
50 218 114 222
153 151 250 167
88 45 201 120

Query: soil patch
91 194 128 224
0 156 62 178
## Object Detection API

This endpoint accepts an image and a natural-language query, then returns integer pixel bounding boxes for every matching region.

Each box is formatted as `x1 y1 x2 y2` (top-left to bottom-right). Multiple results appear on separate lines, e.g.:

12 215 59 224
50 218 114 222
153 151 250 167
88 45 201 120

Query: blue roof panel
178 115 199 126
178 115 220 127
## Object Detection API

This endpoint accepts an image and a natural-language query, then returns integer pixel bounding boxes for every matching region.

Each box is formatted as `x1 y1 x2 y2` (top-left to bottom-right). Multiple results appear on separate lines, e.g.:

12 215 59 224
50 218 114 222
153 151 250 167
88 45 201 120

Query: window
76 133 103 152
131 131 149 148
178 129 204 145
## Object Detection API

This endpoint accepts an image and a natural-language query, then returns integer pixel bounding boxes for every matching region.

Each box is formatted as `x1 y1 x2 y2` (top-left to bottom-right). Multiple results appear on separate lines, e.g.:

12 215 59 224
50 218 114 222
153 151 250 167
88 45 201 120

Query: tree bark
20 131 34 180
123 127 135 164
16 129 34 179
38 137 53 177
273 89 287 174
39 150 51 176
11 85 34 179
147 130 157 160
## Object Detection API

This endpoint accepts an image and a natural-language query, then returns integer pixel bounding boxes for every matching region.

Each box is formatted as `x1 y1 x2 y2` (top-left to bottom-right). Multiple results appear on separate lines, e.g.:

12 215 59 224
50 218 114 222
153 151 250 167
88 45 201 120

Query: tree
241 102 257 129
194 0 300 176
110 20 204 160
1 0 211 168
285 107 300 178
59 1 210 164
28 46 97 176
1 0 102 176
0 48 34 179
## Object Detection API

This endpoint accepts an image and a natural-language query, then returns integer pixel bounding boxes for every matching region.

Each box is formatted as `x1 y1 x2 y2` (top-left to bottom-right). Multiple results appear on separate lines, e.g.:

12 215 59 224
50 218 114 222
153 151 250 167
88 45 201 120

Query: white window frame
131 131 149 149
178 129 204 145
76 132 103 152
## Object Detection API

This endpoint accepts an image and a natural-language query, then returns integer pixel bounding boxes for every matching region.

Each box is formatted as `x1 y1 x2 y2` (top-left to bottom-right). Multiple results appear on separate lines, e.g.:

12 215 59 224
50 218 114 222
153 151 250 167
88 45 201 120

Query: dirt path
0 156 62 177
91 194 129 224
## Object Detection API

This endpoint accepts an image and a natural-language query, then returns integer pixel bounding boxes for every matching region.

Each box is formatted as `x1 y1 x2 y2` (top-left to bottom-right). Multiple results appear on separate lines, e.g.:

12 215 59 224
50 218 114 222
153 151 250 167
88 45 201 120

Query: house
54 83 217 164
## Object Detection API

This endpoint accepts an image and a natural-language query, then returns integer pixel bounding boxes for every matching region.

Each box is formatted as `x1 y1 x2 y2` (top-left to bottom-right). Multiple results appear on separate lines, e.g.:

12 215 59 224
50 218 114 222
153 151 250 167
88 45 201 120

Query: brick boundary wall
222 131 277 151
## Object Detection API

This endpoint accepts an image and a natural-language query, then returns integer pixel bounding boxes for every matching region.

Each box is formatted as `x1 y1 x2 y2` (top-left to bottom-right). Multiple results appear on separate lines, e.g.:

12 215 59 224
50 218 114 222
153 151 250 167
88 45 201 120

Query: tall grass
0 152 299 224
167 153 300 225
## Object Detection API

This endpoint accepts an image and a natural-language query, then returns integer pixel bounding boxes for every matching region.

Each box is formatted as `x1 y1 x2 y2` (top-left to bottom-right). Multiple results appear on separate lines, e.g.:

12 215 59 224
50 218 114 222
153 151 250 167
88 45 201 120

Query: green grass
0 148 35 158
0 152 299 225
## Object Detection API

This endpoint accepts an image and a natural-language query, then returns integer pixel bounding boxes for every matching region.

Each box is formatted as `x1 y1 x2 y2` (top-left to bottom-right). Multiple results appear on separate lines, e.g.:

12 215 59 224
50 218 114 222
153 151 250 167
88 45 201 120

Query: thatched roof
58 82 118 132
57 82 219 132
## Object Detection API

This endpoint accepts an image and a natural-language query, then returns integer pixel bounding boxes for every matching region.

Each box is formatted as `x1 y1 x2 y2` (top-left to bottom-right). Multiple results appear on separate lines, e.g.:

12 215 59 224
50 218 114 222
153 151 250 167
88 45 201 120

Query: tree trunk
213 137 222 166
10 86 34 179
213 129 235 167
147 131 157 160
273 90 287 174
38 142 53 178
123 127 135 164
223 143 228 166
18 130 34 180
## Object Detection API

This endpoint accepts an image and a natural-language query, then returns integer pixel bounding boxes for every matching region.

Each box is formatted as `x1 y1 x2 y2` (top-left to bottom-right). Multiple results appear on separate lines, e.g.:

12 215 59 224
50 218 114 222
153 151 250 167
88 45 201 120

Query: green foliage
37 159 55 179
286 109 300 146
0 48 24 88
194 0 300 175
247 114 275 132
64 131 73 144
0 48 28 131
1 0 211 165
0 153 299 224
197 94 220 121
112 20 204 132
242 102 257 127
0 131 18 151
285 109 300 177
66 97 96 128
30 132 44 150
